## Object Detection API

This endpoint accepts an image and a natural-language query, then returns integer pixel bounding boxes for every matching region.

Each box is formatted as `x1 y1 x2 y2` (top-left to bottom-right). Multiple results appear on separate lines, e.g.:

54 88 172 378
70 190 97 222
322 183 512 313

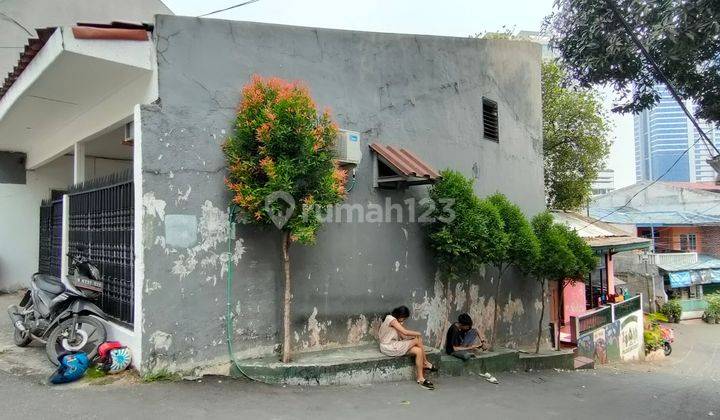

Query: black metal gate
38 198 63 278
67 170 134 326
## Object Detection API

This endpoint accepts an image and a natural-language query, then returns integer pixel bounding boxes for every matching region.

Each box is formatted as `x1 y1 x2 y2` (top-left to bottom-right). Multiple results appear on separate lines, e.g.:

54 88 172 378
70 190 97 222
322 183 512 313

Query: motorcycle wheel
13 326 31 347
45 315 106 366
663 342 672 356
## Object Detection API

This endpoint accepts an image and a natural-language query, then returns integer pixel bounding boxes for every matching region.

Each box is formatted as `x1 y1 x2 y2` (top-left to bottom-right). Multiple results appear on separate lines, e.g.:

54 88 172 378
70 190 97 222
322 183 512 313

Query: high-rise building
634 85 720 182
591 169 615 196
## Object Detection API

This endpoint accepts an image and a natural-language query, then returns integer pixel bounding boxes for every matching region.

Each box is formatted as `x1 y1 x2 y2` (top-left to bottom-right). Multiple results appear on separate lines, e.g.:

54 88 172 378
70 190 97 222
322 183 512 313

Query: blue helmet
49 352 89 384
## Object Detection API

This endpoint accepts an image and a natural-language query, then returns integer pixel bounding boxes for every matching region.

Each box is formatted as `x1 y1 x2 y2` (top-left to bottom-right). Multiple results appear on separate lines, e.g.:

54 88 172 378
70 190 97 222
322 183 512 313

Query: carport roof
0 22 152 101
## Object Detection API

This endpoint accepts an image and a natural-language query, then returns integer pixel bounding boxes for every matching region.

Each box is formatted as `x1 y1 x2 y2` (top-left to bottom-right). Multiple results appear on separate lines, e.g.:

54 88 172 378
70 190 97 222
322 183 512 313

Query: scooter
660 324 674 356
7 251 107 365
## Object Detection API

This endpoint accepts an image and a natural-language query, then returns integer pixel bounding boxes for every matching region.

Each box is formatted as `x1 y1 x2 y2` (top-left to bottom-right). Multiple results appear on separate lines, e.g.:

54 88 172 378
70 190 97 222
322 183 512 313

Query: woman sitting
378 305 436 390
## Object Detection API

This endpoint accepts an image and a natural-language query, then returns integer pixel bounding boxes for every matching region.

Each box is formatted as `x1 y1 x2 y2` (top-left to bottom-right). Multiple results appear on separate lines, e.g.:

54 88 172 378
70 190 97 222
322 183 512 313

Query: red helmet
97 341 122 361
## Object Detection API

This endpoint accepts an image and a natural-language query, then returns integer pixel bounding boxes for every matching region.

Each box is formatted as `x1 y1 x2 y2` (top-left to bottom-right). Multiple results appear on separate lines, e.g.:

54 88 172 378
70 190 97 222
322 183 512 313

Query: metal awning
369 143 440 188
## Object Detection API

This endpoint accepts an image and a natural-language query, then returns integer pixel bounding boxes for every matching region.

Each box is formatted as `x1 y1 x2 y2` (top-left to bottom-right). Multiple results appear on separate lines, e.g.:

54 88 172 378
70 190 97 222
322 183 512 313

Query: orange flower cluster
225 178 259 211
332 166 348 196
259 156 276 178
256 121 273 142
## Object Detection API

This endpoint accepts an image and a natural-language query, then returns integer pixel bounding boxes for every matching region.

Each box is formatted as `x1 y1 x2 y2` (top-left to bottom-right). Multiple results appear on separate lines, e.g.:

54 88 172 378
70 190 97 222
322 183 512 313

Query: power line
604 0 719 156
581 134 703 231
198 0 261 17
577 1 719 231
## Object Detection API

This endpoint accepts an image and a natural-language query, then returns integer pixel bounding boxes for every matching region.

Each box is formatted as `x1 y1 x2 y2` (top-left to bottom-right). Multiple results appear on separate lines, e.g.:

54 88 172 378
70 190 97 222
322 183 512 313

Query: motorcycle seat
33 274 65 294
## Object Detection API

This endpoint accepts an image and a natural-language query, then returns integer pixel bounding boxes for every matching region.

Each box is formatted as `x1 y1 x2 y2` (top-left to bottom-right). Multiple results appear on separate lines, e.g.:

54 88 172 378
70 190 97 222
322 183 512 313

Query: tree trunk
535 278 546 354
281 232 292 363
490 264 504 351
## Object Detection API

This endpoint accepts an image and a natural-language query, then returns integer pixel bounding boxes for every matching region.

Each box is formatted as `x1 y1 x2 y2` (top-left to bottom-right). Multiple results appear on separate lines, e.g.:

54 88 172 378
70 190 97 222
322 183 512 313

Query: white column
73 142 86 184
60 194 70 280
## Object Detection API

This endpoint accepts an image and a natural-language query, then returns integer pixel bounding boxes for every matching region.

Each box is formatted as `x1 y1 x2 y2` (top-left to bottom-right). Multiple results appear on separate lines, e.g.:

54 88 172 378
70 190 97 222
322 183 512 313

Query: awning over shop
658 254 720 288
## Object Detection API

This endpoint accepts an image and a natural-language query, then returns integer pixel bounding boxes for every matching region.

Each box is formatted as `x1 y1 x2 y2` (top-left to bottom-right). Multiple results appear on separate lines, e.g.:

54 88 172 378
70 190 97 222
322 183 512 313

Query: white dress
378 315 416 357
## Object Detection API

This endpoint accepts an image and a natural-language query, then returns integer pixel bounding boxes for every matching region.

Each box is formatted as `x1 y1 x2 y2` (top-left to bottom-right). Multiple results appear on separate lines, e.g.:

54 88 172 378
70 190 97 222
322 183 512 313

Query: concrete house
0 15 546 375
0 0 172 293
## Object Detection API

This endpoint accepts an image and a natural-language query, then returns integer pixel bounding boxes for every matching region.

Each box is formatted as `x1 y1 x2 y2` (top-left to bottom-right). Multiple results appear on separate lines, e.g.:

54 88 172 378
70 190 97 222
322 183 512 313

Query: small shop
657 254 720 319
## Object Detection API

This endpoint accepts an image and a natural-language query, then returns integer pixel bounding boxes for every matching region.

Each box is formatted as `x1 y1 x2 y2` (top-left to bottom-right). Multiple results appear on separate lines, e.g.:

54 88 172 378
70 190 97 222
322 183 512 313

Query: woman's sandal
417 379 435 390
424 363 438 372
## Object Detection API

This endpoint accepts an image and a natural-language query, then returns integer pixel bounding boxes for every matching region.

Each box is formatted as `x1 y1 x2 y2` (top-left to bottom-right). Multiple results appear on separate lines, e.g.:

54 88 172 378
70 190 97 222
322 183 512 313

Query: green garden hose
225 206 263 382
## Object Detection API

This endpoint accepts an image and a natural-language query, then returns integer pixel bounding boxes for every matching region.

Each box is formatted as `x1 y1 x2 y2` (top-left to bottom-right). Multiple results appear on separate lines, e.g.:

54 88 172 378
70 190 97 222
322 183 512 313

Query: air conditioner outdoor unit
334 129 362 166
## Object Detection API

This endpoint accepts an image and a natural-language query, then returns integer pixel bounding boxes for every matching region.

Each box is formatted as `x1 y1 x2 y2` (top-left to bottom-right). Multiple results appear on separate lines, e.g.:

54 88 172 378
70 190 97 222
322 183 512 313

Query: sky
163 0 637 188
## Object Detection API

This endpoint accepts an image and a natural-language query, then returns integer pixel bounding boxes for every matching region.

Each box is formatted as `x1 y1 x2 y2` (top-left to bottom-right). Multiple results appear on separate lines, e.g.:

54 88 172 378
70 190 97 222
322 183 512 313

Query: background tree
223 75 346 363
425 171 507 347
549 0 720 124
486 193 538 350
542 61 612 210
530 212 577 353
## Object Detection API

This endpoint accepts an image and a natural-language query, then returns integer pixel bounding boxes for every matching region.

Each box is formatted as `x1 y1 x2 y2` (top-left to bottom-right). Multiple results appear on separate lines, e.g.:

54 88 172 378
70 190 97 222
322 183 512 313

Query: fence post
60 194 70 280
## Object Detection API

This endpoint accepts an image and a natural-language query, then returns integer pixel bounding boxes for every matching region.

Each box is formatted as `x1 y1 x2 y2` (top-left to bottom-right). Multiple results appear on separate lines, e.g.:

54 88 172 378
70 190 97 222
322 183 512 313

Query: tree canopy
542 61 612 210
223 75 346 244
426 170 507 278
549 0 720 125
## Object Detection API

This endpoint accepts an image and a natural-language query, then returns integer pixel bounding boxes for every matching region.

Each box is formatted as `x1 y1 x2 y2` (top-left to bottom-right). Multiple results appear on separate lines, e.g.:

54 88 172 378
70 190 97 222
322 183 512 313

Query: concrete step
574 356 595 370
519 350 575 371
439 349 520 376
230 344 441 386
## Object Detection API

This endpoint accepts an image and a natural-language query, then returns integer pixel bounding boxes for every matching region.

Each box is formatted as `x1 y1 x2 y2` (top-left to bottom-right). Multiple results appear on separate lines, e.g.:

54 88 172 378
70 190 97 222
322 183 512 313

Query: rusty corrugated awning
0 22 152 102
369 143 440 187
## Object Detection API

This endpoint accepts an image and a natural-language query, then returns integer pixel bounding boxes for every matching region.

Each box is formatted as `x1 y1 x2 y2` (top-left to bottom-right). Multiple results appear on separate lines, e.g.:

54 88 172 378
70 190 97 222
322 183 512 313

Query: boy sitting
445 313 488 360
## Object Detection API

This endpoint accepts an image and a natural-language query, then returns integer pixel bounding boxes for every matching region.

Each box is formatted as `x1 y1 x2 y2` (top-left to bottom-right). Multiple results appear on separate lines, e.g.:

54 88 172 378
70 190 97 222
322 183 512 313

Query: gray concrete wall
139 15 546 374
614 252 665 311
0 152 25 184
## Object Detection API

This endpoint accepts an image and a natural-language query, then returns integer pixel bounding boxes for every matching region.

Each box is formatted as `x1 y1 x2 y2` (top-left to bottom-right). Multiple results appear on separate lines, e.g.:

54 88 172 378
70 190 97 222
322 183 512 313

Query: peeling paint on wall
150 330 173 352
412 276 449 345
306 307 330 349
502 293 525 323
346 314 368 344
143 192 167 221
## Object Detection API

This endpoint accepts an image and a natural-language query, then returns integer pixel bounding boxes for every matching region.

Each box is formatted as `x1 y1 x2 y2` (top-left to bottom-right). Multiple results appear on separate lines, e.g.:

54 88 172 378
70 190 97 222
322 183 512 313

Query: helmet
106 347 132 374
49 352 89 384
98 341 122 361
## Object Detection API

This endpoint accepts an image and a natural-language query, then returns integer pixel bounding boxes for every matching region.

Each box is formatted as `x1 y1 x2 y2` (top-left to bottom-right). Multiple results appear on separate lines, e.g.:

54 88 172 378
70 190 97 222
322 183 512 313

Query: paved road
1 291 719 419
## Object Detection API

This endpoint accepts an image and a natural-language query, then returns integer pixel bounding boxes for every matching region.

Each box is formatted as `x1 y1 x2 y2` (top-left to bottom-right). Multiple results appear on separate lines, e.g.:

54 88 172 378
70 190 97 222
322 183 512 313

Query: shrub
705 293 720 317
644 328 663 353
660 299 682 322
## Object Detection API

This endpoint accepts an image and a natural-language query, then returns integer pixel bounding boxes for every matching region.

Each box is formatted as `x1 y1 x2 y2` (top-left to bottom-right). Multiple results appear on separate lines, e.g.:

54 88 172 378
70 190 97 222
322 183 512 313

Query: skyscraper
634 85 720 182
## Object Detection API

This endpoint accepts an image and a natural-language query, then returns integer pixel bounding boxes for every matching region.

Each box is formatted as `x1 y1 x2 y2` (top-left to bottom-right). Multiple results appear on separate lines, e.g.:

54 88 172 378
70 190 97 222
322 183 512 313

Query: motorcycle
660 324 675 356
7 251 107 365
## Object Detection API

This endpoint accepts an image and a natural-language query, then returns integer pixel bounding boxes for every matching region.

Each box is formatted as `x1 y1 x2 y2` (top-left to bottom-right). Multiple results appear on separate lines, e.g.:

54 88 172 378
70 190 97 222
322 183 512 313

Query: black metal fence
67 170 134 326
38 198 63 277
613 295 642 321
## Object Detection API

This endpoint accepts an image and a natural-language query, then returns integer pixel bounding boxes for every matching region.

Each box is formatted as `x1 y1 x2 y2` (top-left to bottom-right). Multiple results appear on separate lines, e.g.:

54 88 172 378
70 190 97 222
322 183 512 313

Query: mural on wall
619 314 642 361
577 322 619 365
577 310 641 364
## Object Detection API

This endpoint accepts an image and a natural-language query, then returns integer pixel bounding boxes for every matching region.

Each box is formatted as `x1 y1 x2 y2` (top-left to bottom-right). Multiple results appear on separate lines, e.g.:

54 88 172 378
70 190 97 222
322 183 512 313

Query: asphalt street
1 291 719 419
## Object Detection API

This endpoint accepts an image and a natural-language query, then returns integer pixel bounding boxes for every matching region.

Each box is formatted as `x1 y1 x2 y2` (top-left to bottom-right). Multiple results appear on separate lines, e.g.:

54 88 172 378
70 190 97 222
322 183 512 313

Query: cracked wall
138 15 546 374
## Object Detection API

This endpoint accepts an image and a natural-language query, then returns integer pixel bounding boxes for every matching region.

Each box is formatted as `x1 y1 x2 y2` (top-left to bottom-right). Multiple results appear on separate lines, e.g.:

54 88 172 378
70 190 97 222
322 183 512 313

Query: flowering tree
223 76 346 362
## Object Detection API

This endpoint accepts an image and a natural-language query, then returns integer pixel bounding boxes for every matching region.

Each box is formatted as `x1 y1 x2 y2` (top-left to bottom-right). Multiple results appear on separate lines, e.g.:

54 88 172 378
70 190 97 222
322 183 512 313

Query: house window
680 233 697 251
482 98 499 142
